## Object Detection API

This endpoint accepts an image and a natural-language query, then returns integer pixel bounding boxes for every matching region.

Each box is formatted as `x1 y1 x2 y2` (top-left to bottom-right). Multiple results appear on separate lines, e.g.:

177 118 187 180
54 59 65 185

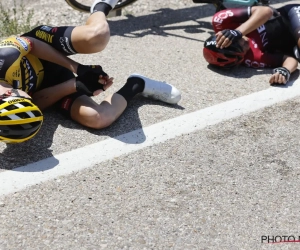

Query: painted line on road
1 80 300 196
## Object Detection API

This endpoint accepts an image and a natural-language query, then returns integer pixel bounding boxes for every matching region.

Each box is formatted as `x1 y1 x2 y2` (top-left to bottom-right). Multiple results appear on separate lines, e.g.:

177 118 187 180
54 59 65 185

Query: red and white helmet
203 36 245 69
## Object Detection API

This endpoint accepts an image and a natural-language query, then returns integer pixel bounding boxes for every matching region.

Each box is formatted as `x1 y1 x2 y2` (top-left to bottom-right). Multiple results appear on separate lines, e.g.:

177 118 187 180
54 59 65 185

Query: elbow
251 6 273 20
265 7 273 19
260 6 273 20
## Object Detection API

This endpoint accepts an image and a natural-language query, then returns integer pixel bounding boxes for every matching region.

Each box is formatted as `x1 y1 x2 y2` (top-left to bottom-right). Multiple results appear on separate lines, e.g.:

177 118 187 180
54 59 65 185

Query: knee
85 22 110 52
87 110 116 129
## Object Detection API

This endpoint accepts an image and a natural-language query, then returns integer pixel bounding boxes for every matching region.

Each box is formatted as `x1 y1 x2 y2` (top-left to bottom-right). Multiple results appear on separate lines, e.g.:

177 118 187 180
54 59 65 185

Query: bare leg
69 74 182 129
71 0 121 53
70 93 127 129
71 12 110 53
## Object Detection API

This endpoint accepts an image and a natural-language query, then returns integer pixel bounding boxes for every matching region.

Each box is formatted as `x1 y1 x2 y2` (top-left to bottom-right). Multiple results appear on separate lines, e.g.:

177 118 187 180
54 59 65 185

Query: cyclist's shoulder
0 36 32 52
0 35 18 46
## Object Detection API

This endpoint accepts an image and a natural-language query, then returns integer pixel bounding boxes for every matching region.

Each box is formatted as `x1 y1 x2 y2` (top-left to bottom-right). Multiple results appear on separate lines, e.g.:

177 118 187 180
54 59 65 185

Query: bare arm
282 56 298 74
236 6 273 36
216 6 273 49
32 78 76 110
24 37 79 73
32 76 112 110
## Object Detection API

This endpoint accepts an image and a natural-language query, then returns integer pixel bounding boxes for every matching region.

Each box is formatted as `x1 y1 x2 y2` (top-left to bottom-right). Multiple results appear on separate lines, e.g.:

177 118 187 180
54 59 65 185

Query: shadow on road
0 5 202 171
109 5 216 41
2 3 293 171
207 65 300 88
0 97 184 171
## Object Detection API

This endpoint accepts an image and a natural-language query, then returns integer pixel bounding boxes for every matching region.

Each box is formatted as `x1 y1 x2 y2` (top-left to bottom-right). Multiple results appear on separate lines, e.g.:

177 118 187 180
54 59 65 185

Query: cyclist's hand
93 76 114 96
77 64 108 78
75 72 113 96
269 67 291 85
216 29 242 49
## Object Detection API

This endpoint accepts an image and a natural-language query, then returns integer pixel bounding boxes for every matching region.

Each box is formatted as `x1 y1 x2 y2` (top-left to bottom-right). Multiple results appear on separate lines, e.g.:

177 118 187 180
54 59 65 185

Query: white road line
1 80 300 196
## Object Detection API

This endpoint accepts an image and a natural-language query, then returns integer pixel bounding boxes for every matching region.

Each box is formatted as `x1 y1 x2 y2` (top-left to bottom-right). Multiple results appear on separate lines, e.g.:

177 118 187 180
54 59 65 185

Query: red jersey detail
61 97 72 111
212 7 284 68
243 38 283 68
212 7 250 32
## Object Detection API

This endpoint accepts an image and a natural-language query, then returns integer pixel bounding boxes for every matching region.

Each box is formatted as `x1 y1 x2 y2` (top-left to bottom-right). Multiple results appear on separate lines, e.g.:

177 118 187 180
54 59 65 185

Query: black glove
221 29 242 43
76 64 108 95
77 64 108 78
75 72 105 96
272 67 291 83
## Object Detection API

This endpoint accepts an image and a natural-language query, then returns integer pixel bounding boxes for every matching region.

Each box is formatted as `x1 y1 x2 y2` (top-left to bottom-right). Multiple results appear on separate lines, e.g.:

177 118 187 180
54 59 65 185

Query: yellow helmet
0 96 43 143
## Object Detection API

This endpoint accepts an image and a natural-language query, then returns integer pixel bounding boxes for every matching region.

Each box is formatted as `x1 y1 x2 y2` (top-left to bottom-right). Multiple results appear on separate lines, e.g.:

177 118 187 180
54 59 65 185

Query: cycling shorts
277 4 300 45
22 25 77 55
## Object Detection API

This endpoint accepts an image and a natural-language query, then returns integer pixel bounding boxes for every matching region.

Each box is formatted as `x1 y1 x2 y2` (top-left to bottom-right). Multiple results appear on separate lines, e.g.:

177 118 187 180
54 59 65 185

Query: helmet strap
11 88 21 97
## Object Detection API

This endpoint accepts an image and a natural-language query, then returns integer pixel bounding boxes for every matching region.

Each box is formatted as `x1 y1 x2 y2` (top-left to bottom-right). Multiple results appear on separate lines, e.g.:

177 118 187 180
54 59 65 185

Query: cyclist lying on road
203 4 300 85
0 0 181 143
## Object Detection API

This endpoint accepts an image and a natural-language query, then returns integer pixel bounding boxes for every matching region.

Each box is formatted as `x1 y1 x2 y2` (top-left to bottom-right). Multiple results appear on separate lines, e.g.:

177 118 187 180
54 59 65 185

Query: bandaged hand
269 67 291 85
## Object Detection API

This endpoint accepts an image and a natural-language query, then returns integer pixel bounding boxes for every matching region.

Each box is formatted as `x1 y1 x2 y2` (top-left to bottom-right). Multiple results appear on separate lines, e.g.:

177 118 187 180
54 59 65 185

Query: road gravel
1 1 300 249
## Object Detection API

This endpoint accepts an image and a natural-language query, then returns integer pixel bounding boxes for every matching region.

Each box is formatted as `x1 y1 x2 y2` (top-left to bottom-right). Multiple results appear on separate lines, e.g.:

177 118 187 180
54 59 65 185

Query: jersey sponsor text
35 30 54 43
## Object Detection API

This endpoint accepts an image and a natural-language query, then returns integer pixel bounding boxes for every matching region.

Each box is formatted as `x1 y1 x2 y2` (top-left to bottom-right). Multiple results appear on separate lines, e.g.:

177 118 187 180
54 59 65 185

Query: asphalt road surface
1 0 300 249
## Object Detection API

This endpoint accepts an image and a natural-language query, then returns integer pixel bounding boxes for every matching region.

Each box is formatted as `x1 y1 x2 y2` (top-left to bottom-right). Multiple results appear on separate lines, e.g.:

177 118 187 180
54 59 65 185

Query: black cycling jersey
262 7 295 54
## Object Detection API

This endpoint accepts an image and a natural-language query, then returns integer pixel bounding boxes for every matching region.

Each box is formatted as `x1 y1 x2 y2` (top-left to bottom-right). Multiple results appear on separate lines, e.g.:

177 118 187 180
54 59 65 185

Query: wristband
273 67 291 82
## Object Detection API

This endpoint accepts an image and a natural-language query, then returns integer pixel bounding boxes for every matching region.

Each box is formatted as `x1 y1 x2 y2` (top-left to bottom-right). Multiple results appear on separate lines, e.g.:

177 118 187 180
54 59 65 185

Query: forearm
236 6 273 35
282 56 298 74
25 37 79 73
32 78 76 110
